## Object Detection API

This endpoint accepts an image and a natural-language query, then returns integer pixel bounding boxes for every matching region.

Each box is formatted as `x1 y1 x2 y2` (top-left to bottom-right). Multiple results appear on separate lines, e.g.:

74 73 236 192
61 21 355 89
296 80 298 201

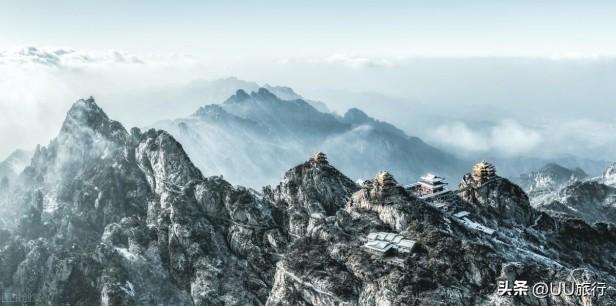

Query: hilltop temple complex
310 151 329 165
375 170 397 188
472 160 496 183
406 173 454 203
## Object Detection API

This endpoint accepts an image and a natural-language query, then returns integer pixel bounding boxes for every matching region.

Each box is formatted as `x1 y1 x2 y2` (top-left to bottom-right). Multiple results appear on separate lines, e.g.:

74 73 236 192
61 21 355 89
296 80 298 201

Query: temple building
416 174 447 194
310 151 328 164
364 232 417 255
407 173 452 201
375 171 397 187
363 240 394 256
472 160 496 183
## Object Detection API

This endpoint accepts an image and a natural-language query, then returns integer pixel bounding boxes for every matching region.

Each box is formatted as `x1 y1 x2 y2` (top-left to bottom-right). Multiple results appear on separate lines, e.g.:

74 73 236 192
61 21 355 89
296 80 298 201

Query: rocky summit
0 98 615 305
0 98 280 305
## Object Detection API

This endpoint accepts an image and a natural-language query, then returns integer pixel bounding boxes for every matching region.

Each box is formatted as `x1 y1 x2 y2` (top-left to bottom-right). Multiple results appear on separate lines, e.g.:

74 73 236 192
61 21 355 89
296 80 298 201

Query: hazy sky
2 0 616 59
1 1 616 163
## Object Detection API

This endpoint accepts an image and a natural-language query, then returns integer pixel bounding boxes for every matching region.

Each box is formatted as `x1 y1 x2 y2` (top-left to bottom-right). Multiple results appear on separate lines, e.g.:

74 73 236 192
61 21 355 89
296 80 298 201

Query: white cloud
429 119 543 156
547 119 616 153
0 46 200 68
489 120 543 155
1 46 615 165
428 118 616 161
0 47 140 67
0 46 204 159
317 54 396 69
429 122 489 151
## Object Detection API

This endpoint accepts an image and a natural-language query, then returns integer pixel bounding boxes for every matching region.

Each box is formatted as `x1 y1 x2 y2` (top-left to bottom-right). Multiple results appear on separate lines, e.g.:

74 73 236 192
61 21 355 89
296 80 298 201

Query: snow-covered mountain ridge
153 88 466 188
0 98 614 305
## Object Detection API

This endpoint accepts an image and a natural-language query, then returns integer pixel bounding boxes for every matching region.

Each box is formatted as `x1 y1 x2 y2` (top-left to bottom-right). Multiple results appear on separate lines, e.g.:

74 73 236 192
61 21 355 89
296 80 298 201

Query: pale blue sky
2 0 616 59
1 1 616 161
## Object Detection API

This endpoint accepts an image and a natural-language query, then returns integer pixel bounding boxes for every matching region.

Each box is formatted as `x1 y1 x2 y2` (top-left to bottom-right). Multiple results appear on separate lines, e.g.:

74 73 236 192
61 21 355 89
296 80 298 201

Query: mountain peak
343 108 371 124
515 162 589 197
62 97 108 128
542 162 567 171
262 84 301 100
251 87 278 100
223 89 251 104
70 96 102 114
459 162 535 225
58 97 128 145
375 170 397 188
273 153 359 216
540 162 587 177
223 88 282 105
309 151 329 165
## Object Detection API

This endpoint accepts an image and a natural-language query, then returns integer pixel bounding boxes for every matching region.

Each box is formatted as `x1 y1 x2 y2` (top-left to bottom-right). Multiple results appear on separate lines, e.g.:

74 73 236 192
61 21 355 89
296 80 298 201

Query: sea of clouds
1 47 615 165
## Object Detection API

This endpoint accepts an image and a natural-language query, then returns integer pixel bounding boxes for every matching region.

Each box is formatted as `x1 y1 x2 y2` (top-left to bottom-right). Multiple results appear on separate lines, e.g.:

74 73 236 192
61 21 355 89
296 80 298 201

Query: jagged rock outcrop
268 167 433 305
459 162 535 226
540 181 616 225
514 163 588 198
603 163 616 187
346 171 438 232
268 161 616 306
524 163 616 225
268 152 359 238
0 98 279 305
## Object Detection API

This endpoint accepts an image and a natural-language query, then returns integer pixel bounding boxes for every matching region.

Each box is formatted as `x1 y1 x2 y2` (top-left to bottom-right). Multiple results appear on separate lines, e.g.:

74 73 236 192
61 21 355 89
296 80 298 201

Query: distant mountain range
152 87 466 188
187 77 330 113
517 162 616 225
513 163 589 198
491 154 610 178
3 76 611 190
117 77 330 123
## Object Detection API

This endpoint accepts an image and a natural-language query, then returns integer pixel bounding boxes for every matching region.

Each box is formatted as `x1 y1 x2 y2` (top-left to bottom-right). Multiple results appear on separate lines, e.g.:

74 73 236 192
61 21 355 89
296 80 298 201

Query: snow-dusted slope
602 163 616 187
540 181 616 225
1 98 615 305
514 163 588 197
521 162 616 224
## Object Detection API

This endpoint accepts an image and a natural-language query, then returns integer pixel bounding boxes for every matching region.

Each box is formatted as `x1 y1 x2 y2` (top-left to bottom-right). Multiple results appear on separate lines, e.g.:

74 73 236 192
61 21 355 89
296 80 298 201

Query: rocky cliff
540 181 616 225
603 163 616 187
266 162 616 305
523 163 616 225
0 98 281 305
514 163 588 200
0 98 615 305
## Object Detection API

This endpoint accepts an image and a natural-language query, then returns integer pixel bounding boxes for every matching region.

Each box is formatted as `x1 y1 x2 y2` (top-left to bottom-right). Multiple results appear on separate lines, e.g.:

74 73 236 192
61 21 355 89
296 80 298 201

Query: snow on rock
602 162 616 187
1 98 616 306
